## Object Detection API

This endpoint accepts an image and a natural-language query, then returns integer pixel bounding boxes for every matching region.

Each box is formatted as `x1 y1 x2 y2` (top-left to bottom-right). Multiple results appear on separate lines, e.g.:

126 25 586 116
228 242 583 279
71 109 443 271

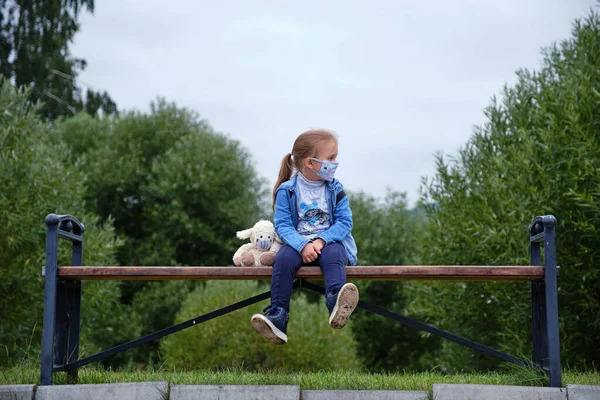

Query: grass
1 365 598 391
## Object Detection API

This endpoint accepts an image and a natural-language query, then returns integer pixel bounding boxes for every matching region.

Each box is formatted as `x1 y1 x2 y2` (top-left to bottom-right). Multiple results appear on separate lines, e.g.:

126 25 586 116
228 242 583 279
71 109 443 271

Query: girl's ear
304 157 313 170
236 228 253 240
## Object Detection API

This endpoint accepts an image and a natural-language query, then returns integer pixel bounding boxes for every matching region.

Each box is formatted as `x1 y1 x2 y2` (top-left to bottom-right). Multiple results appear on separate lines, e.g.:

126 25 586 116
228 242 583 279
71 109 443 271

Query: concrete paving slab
302 389 429 399
0 385 35 400
432 384 567 400
35 381 168 400
566 385 600 400
170 385 300 400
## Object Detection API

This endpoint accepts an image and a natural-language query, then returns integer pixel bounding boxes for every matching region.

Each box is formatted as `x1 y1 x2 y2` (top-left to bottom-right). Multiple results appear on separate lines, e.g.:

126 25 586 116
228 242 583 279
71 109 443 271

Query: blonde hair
272 129 338 209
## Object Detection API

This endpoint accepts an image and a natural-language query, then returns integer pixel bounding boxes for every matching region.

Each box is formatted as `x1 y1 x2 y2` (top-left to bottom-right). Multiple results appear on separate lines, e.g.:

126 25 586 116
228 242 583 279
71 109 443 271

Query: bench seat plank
54 266 550 281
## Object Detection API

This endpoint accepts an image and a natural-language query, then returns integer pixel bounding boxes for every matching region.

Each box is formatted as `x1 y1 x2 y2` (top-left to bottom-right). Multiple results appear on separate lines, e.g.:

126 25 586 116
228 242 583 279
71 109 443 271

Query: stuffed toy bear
233 220 282 267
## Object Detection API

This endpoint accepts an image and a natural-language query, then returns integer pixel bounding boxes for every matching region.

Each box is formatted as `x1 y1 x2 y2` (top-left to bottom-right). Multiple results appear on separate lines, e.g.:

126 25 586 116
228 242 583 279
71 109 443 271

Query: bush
160 281 361 372
0 80 122 366
56 99 269 367
417 10 600 371
348 191 439 371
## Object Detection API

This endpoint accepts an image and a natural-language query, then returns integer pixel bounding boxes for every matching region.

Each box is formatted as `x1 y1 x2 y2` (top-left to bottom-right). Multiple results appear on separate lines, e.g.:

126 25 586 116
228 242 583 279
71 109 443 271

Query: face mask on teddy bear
256 234 273 250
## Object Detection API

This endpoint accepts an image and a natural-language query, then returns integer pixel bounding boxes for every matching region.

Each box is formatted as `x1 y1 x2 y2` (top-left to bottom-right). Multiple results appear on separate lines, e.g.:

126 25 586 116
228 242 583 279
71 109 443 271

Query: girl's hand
301 243 319 264
313 238 325 253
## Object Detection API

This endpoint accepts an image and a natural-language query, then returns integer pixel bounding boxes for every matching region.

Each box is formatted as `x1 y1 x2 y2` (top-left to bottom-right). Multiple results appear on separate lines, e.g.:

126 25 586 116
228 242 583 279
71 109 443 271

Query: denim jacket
273 174 358 266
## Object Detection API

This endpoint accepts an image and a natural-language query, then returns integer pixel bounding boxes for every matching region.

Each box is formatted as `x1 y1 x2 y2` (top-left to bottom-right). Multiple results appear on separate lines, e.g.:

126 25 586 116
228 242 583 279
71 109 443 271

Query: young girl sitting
251 129 359 344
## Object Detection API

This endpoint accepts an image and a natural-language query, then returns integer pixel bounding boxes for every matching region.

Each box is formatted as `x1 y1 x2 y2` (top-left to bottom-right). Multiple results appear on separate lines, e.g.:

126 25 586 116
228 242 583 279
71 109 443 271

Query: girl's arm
316 195 353 245
273 189 310 254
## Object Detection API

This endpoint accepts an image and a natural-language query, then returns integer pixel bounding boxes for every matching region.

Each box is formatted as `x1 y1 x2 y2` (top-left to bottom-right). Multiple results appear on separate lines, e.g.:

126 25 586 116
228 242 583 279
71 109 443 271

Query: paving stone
0 385 35 400
566 385 600 400
35 381 168 400
432 384 567 400
170 385 300 400
301 389 429 399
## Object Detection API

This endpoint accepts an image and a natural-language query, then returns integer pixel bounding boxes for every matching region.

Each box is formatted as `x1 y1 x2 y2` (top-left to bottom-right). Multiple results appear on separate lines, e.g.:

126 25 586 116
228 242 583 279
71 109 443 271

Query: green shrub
0 80 122 366
56 99 269 367
161 281 361 372
417 10 600 371
348 191 439 371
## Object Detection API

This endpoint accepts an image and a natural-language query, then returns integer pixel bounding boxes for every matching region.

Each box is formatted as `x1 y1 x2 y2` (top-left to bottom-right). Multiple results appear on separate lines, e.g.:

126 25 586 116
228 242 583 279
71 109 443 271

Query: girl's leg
252 245 302 344
318 243 348 296
319 243 358 329
270 244 303 310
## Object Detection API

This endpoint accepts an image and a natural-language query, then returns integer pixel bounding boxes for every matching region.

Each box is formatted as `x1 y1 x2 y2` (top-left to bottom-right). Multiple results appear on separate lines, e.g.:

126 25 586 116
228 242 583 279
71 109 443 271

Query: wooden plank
53 266 551 282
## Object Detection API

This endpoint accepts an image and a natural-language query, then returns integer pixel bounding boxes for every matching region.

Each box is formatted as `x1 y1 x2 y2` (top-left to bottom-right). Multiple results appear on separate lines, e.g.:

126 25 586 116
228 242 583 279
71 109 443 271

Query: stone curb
35 381 168 400
0 384 36 400
2 383 600 400
566 384 600 400
170 384 300 399
432 384 567 400
302 389 429 399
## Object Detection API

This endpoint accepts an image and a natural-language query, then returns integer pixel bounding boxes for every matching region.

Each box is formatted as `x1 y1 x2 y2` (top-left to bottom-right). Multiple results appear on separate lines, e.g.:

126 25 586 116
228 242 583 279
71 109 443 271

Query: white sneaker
327 283 359 329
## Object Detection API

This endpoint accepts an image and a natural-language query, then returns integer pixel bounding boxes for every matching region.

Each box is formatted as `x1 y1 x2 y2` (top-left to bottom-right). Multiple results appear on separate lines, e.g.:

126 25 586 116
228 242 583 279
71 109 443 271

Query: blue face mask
256 236 273 250
311 158 339 182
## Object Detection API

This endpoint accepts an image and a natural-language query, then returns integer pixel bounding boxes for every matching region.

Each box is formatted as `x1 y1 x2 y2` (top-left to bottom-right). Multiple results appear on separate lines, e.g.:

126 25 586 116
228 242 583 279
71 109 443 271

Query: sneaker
326 283 359 329
251 304 289 344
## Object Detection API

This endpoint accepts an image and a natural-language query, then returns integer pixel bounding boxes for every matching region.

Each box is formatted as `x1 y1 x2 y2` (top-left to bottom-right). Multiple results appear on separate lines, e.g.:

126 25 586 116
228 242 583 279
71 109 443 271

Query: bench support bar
41 215 86 385
40 216 59 385
302 281 532 367
52 288 275 373
530 215 562 387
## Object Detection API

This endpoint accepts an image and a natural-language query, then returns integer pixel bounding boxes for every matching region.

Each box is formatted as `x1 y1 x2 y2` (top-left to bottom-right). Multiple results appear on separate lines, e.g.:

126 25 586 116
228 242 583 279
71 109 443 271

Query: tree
348 191 439 371
0 79 124 367
0 0 116 119
418 9 600 371
56 99 269 367
57 99 268 268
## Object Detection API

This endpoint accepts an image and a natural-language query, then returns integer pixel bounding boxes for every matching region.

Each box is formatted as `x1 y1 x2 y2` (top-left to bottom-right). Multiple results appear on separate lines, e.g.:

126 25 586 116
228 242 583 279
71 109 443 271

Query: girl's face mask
311 158 339 182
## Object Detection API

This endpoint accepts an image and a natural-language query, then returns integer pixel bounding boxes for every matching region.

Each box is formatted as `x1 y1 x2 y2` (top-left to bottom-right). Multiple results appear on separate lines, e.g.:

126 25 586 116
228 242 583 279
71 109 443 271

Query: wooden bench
54 265 549 281
40 213 562 387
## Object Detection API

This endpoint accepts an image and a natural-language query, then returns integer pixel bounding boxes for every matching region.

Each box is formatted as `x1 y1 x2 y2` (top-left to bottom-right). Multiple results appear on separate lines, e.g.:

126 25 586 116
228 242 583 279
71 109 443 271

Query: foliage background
1 3 599 374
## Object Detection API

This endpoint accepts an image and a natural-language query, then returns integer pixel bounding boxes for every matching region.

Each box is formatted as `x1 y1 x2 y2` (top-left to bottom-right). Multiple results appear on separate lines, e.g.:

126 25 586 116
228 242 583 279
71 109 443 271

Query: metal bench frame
40 213 561 387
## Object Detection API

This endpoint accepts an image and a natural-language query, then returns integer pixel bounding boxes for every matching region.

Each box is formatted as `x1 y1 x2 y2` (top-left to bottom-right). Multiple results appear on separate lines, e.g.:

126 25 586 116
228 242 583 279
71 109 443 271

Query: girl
251 129 359 344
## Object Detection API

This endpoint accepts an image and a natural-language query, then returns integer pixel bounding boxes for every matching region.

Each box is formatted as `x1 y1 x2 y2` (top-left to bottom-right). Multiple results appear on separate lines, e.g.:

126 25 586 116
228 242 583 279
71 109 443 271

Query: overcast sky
71 1 596 206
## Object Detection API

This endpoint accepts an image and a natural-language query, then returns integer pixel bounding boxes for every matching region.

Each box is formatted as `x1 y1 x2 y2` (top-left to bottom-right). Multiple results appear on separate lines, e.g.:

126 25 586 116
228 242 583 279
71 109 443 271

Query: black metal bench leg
54 281 68 367
531 281 548 369
530 238 548 369
65 283 82 384
66 240 83 384
542 217 562 387
51 280 82 384
41 215 60 385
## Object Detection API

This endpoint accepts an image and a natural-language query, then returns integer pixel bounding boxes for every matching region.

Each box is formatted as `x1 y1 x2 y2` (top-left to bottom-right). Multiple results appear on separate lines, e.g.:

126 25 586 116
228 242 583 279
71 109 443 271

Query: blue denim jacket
273 174 358 266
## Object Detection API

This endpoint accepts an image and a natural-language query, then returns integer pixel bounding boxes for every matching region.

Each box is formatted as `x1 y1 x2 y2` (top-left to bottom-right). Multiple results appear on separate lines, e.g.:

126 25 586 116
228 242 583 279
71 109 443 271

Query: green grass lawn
1 365 598 391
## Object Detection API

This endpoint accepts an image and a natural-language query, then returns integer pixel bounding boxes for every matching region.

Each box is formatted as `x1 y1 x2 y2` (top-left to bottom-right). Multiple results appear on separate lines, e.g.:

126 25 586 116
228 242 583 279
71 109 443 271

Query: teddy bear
233 220 282 267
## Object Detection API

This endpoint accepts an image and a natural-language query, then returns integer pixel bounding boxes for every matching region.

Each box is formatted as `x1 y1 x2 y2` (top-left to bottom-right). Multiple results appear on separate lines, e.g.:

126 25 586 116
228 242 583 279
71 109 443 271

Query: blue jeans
271 243 348 311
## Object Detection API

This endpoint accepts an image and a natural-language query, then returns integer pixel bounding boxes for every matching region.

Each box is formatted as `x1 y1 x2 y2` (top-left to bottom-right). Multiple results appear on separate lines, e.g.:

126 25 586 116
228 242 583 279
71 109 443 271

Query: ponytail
272 153 294 209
